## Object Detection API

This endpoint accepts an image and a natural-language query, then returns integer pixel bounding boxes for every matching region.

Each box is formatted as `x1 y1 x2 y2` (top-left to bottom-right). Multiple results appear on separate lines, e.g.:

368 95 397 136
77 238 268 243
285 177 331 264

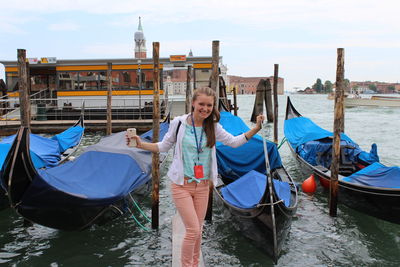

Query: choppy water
1 94 399 267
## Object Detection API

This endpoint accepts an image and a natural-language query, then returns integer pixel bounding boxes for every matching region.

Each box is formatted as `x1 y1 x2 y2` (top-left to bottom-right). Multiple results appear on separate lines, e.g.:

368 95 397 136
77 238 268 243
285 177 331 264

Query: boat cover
0 143 45 169
51 125 84 153
217 112 282 181
1 125 84 168
341 162 400 188
23 124 169 206
284 117 353 149
285 117 379 167
1 133 61 168
221 170 291 209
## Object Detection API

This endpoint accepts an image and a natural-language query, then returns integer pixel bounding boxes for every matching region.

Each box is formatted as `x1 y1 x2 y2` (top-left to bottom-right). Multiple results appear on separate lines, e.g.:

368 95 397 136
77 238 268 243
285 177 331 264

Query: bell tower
134 17 147 59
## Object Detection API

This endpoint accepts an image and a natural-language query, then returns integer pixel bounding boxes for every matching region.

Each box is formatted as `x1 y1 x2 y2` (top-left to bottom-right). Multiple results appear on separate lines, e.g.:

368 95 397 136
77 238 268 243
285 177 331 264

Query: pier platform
0 119 158 135
172 213 205 267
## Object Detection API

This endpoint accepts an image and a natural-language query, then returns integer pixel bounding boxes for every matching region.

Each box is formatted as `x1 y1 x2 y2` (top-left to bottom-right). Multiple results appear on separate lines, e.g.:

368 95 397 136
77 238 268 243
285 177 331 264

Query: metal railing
0 95 186 123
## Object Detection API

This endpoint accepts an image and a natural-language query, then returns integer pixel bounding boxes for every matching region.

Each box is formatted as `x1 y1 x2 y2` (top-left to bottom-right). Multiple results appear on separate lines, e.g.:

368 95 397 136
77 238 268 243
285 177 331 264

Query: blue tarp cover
341 162 400 188
221 170 291 209
284 117 353 149
285 116 379 167
141 122 169 142
37 151 148 199
1 133 61 168
51 125 84 153
216 112 282 180
0 143 45 170
1 125 84 169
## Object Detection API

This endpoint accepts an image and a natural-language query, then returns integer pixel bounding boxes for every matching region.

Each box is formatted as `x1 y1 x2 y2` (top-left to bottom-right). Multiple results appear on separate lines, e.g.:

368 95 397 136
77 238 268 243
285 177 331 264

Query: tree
324 80 333 93
344 79 351 92
312 78 324 93
368 84 377 92
388 85 395 93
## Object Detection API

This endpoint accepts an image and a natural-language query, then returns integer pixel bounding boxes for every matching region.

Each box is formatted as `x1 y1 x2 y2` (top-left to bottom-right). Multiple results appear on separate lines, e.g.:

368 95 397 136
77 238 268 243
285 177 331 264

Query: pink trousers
171 179 210 267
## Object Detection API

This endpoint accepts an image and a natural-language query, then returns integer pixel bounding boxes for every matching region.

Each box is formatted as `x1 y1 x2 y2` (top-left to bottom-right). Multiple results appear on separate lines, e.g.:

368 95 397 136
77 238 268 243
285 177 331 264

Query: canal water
1 94 399 266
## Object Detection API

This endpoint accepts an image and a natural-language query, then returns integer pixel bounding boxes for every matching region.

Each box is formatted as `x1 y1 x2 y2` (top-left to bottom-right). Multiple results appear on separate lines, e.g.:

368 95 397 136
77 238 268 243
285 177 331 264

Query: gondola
0 115 85 209
213 111 298 263
0 121 169 231
284 96 400 224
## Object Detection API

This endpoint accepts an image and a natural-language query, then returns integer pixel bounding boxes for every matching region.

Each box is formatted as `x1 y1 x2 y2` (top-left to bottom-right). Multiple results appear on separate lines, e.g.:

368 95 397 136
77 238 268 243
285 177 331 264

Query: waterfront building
228 75 284 94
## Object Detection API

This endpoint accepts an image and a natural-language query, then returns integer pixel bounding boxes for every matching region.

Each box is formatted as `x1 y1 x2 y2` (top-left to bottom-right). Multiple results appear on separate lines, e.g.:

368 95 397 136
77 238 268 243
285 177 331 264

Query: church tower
134 17 147 59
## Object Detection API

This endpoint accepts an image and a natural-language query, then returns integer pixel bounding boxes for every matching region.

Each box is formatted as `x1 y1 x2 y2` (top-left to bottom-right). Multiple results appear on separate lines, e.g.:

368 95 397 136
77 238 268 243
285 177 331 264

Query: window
6 73 18 92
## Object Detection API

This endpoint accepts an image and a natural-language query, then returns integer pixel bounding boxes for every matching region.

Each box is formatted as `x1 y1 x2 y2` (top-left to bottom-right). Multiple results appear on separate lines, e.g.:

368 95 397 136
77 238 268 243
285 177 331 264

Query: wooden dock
172 213 205 267
0 119 157 135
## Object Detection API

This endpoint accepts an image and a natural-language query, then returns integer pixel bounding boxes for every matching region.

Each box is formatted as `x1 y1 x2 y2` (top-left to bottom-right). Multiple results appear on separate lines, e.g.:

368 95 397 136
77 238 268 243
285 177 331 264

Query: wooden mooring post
205 40 220 222
273 64 279 144
265 79 273 123
106 62 112 135
251 79 265 122
151 42 161 229
17 49 31 128
233 86 238 116
185 65 192 114
330 48 345 217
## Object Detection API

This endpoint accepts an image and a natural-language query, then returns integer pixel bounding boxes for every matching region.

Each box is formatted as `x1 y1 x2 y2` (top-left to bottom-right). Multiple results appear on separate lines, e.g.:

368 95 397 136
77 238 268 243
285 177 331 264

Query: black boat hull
214 167 298 263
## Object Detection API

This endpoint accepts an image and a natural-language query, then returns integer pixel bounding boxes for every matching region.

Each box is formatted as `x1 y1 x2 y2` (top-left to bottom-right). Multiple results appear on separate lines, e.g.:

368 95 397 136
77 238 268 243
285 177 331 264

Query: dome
134 31 144 41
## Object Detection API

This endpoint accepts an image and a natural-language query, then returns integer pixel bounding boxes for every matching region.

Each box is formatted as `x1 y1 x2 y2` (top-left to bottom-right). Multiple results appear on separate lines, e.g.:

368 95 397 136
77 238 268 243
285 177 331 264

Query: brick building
350 81 400 94
228 75 284 95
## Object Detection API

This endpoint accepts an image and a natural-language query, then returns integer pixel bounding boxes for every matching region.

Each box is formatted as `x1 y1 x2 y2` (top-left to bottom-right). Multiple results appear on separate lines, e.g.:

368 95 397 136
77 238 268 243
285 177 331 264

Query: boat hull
344 97 400 107
214 167 297 263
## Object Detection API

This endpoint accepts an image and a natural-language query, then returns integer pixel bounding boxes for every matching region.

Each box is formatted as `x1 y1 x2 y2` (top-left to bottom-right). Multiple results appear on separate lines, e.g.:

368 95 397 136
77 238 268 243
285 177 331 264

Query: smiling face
192 93 214 121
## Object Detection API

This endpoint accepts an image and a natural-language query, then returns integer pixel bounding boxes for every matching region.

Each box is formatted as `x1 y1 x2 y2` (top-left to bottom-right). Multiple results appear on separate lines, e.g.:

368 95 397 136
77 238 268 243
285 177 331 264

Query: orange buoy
319 176 330 188
302 174 317 194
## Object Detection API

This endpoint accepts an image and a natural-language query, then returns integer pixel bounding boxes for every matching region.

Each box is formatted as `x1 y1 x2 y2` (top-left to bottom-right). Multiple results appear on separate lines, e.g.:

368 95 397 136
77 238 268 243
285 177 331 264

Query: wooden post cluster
185 65 192 114
273 64 279 144
17 49 31 128
106 63 112 135
330 48 345 217
151 42 161 229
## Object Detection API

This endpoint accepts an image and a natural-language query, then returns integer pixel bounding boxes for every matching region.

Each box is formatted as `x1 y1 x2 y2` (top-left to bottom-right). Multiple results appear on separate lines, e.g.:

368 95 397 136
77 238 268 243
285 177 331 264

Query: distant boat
0 122 168 230
214 111 298 263
284 97 400 224
344 95 400 107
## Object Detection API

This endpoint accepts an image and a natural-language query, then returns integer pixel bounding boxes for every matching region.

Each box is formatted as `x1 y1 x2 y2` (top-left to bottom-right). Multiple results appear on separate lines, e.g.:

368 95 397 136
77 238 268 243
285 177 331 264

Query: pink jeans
171 179 210 267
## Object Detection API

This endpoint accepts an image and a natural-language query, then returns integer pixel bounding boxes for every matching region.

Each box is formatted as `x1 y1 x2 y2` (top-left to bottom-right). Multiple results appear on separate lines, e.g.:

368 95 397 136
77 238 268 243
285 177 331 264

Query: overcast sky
1 0 399 90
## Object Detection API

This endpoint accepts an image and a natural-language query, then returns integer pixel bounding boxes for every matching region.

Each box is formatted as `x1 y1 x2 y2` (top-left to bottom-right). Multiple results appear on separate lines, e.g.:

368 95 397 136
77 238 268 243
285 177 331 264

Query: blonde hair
192 87 220 147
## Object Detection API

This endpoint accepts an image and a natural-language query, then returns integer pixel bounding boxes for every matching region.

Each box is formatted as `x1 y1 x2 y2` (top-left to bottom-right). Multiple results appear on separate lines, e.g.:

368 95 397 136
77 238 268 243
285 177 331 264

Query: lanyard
190 114 203 161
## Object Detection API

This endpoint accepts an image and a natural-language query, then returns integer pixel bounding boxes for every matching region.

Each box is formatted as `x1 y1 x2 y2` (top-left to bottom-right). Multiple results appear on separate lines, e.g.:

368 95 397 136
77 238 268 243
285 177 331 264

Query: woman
131 87 264 267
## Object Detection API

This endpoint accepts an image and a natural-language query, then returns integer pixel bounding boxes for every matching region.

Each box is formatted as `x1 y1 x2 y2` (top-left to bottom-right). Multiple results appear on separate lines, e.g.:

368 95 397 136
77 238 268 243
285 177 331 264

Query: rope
277 137 287 150
127 206 150 232
129 193 151 223
256 199 283 207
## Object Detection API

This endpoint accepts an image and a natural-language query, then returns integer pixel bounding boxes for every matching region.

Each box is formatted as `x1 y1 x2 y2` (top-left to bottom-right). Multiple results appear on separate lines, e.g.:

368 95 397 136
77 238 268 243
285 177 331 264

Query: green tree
368 84 377 92
352 85 359 93
324 80 333 93
388 85 395 93
344 79 351 92
312 78 324 93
